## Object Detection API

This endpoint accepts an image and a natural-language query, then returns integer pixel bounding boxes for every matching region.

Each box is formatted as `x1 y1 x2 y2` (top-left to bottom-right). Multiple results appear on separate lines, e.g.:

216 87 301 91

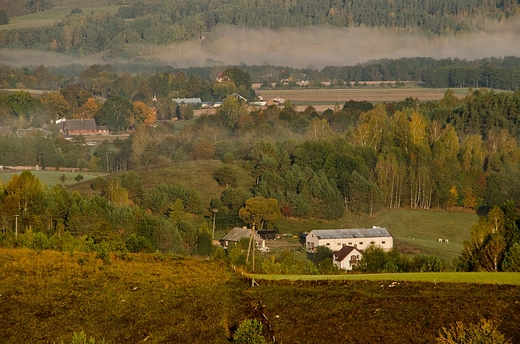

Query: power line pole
14 215 19 238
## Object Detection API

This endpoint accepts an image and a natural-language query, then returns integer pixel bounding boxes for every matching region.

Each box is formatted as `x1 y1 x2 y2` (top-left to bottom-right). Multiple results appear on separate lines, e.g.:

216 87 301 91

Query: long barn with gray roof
306 227 393 252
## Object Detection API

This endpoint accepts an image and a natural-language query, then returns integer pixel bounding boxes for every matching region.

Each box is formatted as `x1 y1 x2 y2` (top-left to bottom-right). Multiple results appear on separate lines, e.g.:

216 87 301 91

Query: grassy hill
67 160 255 209
1 249 519 343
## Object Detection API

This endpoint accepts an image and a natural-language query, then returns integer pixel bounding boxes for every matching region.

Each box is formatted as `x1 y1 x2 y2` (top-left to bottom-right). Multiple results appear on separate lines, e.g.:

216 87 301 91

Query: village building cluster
218 226 393 271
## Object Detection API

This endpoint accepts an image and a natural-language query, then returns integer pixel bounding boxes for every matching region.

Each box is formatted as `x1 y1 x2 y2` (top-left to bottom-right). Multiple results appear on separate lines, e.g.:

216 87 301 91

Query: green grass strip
249 272 520 285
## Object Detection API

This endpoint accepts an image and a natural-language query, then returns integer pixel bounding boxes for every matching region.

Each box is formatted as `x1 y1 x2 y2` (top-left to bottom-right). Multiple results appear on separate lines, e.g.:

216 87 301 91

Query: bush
222 153 235 164
0 233 16 248
32 232 50 250
412 255 443 272
233 319 267 344
91 177 107 191
61 331 106 344
126 234 153 253
49 232 85 253
437 318 511 344
95 241 112 265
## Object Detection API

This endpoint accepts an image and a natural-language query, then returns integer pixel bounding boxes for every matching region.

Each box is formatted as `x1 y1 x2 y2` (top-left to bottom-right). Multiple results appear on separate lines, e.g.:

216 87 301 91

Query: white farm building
306 227 393 252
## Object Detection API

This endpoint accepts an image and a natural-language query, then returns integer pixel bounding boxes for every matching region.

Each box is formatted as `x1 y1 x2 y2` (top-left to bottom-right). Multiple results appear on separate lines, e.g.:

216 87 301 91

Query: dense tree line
0 0 517 57
2 57 520 95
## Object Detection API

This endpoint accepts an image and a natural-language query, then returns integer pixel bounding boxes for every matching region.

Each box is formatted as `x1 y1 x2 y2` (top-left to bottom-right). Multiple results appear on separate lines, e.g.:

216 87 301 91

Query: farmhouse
306 227 393 252
220 227 267 249
333 246 362 271
60 119 109 136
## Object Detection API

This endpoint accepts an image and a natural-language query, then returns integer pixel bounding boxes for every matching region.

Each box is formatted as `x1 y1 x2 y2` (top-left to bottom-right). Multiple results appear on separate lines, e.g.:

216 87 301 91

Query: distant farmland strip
256 87 470 103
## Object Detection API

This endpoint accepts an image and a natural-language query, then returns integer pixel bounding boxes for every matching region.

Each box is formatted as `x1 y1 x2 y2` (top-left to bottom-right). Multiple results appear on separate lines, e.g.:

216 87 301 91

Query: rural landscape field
1 249 520 343
1 0 520 342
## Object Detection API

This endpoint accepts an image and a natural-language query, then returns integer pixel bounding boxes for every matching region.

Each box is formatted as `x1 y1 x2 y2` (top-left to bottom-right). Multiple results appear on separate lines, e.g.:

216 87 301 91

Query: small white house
306 227 393 252
333 246 362 271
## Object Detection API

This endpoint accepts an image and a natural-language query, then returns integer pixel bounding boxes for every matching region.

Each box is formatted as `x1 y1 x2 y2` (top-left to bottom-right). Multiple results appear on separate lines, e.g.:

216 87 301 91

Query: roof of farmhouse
311 228 392 240
172 97 202 104
62 119 97 130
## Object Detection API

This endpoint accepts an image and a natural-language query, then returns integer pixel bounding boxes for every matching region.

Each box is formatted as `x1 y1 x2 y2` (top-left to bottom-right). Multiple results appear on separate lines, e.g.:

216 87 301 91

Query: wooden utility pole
14 215 19 238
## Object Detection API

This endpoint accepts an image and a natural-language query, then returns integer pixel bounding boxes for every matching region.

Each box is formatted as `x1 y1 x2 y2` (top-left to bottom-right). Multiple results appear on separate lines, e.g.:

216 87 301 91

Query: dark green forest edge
0 0 519 58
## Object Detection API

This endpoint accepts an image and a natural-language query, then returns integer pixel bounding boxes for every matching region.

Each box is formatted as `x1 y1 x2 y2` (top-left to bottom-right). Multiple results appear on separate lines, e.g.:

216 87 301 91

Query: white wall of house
333 251 362 271
306 230 393 252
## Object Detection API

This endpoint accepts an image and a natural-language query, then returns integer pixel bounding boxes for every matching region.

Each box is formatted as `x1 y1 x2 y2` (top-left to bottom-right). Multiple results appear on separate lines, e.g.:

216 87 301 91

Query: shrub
437 318 511 344
412 255 443 272
0 233 16 248
61 331 106 344
32 232 50 250
95 241 112 265
126 234 153 253
233 319 267 344
91 177 107 191
222 153 235 164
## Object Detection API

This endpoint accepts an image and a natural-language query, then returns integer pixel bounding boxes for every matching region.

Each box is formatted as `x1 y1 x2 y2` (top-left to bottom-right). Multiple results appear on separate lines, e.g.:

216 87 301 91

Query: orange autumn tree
132 101 156 126
77 98 102 119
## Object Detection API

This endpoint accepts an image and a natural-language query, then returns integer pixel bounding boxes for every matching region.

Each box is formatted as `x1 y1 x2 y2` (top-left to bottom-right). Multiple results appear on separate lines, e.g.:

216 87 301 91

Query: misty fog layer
1 18 520 69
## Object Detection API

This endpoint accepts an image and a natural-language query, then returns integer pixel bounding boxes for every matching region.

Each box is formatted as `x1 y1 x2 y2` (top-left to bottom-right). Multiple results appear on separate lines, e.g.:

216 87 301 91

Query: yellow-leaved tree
131 101 156 127
238 197 280 231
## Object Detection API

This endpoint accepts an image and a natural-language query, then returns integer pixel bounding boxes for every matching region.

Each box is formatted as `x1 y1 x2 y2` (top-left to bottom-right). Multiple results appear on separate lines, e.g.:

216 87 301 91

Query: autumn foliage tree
131 101 156 126
238 197 280 230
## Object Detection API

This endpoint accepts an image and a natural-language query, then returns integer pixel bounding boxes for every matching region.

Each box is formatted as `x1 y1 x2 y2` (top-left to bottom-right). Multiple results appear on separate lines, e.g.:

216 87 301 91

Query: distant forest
2 56 520 90
0 0 518 57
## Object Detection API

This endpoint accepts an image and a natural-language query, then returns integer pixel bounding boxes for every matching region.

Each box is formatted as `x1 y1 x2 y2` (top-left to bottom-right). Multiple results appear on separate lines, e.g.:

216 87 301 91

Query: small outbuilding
333 246 362 271
219 227 266 249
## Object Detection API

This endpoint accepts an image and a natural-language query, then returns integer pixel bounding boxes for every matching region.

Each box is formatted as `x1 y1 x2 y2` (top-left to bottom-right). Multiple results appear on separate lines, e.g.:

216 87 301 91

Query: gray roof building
62 119 97 131
172 97 202 104
220 227 265 249
307 227 393 252
312 228 392 240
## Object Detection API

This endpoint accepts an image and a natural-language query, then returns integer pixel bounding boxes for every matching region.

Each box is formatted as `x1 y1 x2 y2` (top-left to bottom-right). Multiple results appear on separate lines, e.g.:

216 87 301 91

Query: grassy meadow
250 271 520 285
1 248 520 343
257 87 471 105
3 2 120 30
0 170 105 186
67 159 255 208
